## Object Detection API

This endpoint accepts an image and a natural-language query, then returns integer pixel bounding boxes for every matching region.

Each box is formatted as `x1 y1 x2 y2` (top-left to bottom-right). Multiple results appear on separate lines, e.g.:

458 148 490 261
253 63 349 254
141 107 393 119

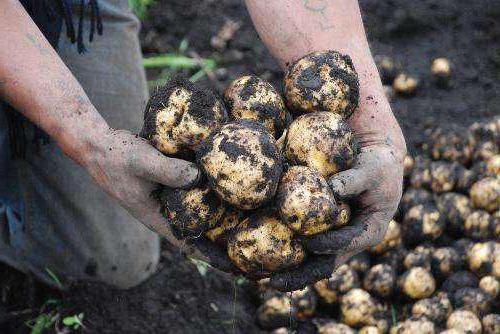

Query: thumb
328 167 373 199
132 149 201 188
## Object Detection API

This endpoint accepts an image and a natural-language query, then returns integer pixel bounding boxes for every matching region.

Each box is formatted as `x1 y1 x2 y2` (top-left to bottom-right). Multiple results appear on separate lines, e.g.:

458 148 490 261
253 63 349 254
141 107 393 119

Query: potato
205 207 245 245
159 186 225 237
446 310 482 334
393 73 419 96
377 245 408 274
412 292 452 324
197 120 283 210
223 75 290 137
452 238 474 263
314 264 360 304
468 117 500 147
403 245 433 271
464 210 495 240
456 166 477 193
452 287 493 316
335 201 352 228
256 292 293 329
141 76 227 155
290 286 318 319
482 314 500 334
409 156 432 189
277 166 338 236
429 161 459 193
429 128 471 165
467 241 500 278
471 140 499 162
359 326 381 334
469 177 500 213
431 57 451 86
315 320 356 334
363 264 396 298
436 193 473 235
402 204 446 245
486 154 500 174
399 188 433 216
389 316 435 334
399 267 436 299
403 155 415 177
346 252 371 276
284 112 357 178
227 209 305 275
430 247 462 279
284 50 359 117
369 220 402 254
479 276 499 298
375 55 401 84
441 270 478 294
340 289 381 328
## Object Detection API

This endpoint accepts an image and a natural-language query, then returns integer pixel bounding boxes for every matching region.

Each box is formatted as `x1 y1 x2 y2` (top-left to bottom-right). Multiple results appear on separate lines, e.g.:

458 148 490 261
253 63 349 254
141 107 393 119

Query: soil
1 0 499 333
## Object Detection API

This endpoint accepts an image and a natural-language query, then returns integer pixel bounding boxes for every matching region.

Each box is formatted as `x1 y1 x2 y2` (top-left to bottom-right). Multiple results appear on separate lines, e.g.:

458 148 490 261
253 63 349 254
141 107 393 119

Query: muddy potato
431 57 451 87
482 314 500 334
436 193 473 235
223 75 290 137
284 112 357 178
468 117 500 147
335 201 352 228
471 140 499 162
409 156 432 189
277 166 337 236
359 326 381 334
290 286 318 319
494 210 500 238
227 209 305 275
403 155 415 177
284 50 359 117
456 166 477 193
403 245 433 271
197 120 283 210
205 207 245 245
369 220 402 254
486 155 500 174
393 73 419 95
316 321 356 334
469 177 500 213
363 264 396 298
464 210 495 240
256 292 294 329
314 264 360 304
467 241 500 278
452 238 474 263
479 276 499 298
389 316 435 334
399 188 433 216
429 161 459 193
452 287 493 316
347 252 371 276
430 130 471 165
375 55 401 84
431 247 462 279
399 267 436 299
377 245 408 274
402 204 446 245
412 292 453 324
340 289 381 328
159 186 225 237
441 270 478 294
141 76 227 155
446 310 482 334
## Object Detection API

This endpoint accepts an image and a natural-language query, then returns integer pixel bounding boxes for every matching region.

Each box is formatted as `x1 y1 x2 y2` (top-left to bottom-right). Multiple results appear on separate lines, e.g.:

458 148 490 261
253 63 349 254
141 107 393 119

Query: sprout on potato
446 309 482 334
284 50 359 117
223 75 291 137
399 267 436 299
284 112 357 178
141 76 227 155
335 201 352 228
197 120 283 210
277 166 338 236
227 209 305 276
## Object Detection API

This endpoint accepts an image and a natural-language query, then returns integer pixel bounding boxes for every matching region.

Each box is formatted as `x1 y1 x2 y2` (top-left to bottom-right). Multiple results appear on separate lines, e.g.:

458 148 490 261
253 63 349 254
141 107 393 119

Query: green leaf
45 268 64 290
143 54 216 70
63 313 84 329
189 258 210 277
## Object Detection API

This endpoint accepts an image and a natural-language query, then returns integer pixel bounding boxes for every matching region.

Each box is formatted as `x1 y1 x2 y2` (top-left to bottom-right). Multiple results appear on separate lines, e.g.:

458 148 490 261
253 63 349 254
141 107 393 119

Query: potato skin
223 75 290 137
285 112 357 178
399 267 436 299
389 316 435 334
482 314 500 334
160 186 225 238
227 209 305 276
447 310 482 334
469 177 500 213
141 76 227 155
314 264 360 304
402 204 446 245
197 120 283 210
412 292 452 324
277 166 338 236
284 50 359 117
205 207 245 245
368 220 402 254
436 192 473 235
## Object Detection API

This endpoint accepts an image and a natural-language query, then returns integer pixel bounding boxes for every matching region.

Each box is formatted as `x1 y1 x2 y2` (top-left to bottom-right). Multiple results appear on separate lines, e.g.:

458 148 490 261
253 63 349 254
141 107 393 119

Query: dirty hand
83 128 201 241
269 82 407 292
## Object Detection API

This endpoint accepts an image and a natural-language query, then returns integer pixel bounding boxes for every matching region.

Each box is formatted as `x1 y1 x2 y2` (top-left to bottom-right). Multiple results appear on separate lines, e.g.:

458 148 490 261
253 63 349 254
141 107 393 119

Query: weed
128 0 156 20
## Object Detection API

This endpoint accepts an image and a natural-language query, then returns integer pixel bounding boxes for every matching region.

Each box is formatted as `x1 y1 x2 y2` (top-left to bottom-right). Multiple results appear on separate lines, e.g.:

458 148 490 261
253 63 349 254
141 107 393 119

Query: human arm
0 0 200 244
244 0 406 290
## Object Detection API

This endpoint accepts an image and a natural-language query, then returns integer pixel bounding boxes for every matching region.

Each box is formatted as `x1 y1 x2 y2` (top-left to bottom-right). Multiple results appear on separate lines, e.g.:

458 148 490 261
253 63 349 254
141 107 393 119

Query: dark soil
2 0 499 333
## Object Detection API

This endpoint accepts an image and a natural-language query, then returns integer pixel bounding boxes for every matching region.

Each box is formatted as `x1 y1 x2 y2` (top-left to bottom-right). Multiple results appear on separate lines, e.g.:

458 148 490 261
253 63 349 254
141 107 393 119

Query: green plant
128 0 156 20
63 313 85 330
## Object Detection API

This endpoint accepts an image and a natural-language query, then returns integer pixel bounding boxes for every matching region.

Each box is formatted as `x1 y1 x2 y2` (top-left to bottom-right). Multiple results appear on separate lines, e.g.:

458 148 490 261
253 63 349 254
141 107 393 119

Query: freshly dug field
1 0 499 333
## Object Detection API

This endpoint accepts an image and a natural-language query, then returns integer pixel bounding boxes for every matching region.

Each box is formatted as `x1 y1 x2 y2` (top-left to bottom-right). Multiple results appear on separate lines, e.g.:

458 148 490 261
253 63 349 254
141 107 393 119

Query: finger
269 255 338 292
302 210 390 255
132 149 201 188
328 168 373 200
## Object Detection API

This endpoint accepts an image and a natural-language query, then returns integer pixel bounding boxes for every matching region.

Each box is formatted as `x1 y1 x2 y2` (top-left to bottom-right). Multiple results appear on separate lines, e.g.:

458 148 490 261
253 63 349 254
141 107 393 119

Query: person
0 0 405 292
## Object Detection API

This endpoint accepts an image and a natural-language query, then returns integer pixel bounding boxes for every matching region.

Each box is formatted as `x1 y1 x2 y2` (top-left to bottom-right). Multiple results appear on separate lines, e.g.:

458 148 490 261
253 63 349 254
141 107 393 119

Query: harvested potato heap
142 50 361 276
253 116 499 332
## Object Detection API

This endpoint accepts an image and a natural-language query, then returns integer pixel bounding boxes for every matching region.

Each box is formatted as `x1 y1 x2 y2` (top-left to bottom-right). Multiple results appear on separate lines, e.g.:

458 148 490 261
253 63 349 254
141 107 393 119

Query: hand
269 73 407 292
82 128 201 243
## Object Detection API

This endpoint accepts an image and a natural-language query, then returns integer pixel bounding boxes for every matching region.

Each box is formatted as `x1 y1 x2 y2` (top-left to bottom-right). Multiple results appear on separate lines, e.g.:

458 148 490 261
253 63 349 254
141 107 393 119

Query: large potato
197 120 283 210
284 112 357 178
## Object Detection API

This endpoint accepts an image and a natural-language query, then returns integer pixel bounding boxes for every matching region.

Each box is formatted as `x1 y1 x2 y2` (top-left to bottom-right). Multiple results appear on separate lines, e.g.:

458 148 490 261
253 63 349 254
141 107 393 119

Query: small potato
441 270 478 294
363 264 396 298
403 245 433 271
467 241 500 278
277 166 337 236
197 120 283 210
389 316 435 334
359 326 381 334
468 117 500 147
464 210 495 240
314 264 360 304
452 238 474 263
431 247 462 279
446 310 482 334
159 186 225 238
335 201 351 228
205 207 245 245
227 209 305 276
256 293 293 329
409 156 432 189
456 166 478 193
141 76 227 155
290 286 318 319
393 73 419 96
403 155 415 177
469 177 500 213
471 140 499 163
402 204 446 245
284 50 359 117
452 287 493 316
224 75 290 137
340 289 380 328
412 292 453 324
482 314 500 334
429 128 471 165
479 276 500 298
399 188 433 215
429 161 459 193
346 252 371 276
399 267 436 299
284 112 357 178
316 321 356 334
436 193 473 235
377 245 408 274
369 220 402 254
375 55 401 84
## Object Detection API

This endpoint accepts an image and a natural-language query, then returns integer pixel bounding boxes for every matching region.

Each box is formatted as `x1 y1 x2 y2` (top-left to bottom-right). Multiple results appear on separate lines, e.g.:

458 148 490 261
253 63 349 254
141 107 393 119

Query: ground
1 0 499 333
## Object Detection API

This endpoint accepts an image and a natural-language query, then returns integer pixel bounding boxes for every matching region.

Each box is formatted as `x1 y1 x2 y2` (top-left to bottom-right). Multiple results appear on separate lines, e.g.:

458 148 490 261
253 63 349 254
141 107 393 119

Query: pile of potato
141 50 360 276
254 117 499 334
